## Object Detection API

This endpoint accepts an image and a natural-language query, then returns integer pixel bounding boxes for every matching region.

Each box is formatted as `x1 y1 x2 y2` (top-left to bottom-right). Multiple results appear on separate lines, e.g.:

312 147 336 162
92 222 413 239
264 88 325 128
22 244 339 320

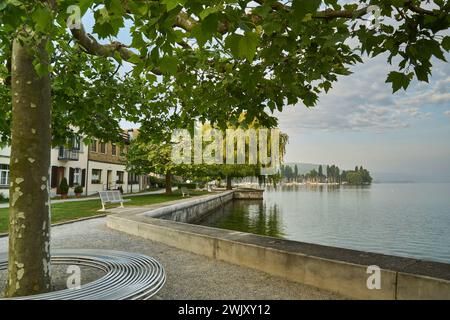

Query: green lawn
0 190 207 234
49 187 162 200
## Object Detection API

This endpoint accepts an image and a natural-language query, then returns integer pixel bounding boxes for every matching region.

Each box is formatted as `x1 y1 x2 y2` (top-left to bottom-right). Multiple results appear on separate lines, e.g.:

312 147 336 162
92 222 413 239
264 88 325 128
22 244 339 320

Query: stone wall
234 188 264 200
147 191 234 223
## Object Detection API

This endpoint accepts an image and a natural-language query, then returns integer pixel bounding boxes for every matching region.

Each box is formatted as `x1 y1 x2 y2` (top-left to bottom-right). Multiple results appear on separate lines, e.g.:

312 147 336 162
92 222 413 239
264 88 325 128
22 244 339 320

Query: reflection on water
197 183 450 263
199 200 284 238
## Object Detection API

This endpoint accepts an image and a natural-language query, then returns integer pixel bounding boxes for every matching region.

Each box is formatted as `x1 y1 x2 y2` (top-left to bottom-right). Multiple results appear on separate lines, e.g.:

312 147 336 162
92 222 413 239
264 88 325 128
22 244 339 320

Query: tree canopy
125 120 289 191
1 0 449 142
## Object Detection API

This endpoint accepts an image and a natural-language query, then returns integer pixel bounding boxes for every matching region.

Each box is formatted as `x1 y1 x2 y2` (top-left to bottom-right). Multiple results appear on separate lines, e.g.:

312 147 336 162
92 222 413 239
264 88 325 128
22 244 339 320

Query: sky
83 6 450 182
275 54 450 182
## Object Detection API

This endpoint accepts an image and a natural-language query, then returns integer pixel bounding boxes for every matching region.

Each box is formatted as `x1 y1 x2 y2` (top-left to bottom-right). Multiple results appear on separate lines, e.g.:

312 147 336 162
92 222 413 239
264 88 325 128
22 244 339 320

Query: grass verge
0 190 208 234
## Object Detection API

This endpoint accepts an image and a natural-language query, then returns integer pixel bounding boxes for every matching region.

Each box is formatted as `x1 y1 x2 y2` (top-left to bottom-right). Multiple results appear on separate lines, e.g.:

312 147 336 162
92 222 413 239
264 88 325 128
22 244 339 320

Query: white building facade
0 146 11 199
0 136 147 199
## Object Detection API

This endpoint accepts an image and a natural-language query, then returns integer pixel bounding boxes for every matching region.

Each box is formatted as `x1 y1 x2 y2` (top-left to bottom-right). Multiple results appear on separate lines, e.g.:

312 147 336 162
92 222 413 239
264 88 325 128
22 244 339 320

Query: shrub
59 178 69 195
197 182 206 189
0 193 8 203
74 185 83 194
148 175 166 188
178 183 197 190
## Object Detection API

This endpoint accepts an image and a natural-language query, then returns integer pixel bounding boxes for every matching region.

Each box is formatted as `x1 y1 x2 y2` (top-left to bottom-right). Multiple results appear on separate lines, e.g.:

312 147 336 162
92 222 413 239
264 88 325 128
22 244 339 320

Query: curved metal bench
0 249 166 300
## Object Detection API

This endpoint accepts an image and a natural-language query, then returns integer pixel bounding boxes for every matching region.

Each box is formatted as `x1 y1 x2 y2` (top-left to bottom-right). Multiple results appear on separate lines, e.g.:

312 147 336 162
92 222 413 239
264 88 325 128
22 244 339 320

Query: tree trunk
165 172 172 194
226 176 232 190
5 36 52 297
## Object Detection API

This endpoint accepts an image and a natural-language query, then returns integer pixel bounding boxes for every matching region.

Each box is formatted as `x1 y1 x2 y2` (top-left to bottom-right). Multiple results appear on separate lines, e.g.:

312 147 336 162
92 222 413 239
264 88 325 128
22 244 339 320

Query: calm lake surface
197 183 450 263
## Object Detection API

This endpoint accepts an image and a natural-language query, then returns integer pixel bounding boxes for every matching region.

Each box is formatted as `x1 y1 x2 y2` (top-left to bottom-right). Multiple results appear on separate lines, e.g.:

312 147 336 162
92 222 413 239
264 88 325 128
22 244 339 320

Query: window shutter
51 166 58 188
69 167 74 187
81 169 86 187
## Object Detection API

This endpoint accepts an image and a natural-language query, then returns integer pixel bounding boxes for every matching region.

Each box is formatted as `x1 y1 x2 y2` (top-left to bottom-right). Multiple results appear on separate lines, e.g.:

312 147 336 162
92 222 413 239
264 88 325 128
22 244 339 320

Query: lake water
197 183 450 263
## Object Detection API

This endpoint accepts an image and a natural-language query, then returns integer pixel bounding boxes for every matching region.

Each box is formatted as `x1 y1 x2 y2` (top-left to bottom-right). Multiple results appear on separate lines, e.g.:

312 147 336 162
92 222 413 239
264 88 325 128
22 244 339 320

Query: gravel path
0 217 344 299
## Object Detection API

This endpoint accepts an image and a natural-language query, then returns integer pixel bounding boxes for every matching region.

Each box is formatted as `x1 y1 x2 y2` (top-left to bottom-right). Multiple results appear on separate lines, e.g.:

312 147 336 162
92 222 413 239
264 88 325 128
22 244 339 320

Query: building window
91 169 102 184
99 142 106 154
74 168 81 185
128 172 138 184
116 171 124 184
69 168 84 187
111 143 117 156
0 164 9 186
90 140 97 152
120 145 127 157
71 136 81 151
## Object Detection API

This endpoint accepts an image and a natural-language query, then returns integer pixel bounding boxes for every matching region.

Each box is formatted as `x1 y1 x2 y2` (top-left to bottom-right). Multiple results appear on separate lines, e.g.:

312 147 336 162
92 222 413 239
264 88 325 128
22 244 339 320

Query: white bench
180 187 190 197
99 190 130 211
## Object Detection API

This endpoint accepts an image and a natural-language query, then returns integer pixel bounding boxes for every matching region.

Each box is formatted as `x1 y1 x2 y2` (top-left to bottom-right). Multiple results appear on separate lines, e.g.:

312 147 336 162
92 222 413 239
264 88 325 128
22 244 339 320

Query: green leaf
386 71 412 93
159 56 178 75
414 64 429 83
161 0 185 11
131 32 146 48
34 62 48 77
322 81 332 93
32 6 53 32
145 73 157 83
225 34 242 58
302 91 317 107
127 54 142 64
292 0 321 18
199 5 221 20
109 16 125 36
239 32 259 62
428 40 447 61
201 13 219 36
191 24 209 47
442 36 450 52
108 0 125 15
150 47 159 63
93 21 114 38
6 0 22 7
79 0 94 15
113 51 123 64
127 0 149 16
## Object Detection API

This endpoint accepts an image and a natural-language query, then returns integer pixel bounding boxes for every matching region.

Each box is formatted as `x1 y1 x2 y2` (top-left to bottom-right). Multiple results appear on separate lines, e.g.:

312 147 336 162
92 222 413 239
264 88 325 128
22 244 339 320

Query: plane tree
0 0 449 297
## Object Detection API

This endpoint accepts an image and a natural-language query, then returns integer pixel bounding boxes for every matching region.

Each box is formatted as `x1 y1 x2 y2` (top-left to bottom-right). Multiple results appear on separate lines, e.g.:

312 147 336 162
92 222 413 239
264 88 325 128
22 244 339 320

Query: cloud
274 53 450 133
444 110 450 116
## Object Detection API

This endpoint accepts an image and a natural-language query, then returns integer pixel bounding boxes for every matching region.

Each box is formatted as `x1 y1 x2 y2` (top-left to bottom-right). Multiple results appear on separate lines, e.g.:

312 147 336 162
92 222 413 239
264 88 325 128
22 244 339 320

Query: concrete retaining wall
145 189 264 223
234 189 264 200
147 191 234 223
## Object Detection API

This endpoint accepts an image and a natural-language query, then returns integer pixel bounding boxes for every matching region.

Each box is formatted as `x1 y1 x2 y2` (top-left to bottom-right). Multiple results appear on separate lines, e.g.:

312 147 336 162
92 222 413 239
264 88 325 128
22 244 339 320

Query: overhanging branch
70 25 163 75
70 25 136 60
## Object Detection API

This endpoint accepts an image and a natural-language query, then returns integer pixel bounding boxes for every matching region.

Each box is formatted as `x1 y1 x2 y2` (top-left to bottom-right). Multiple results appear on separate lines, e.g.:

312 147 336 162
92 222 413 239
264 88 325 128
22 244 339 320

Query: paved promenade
0 217 343 299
